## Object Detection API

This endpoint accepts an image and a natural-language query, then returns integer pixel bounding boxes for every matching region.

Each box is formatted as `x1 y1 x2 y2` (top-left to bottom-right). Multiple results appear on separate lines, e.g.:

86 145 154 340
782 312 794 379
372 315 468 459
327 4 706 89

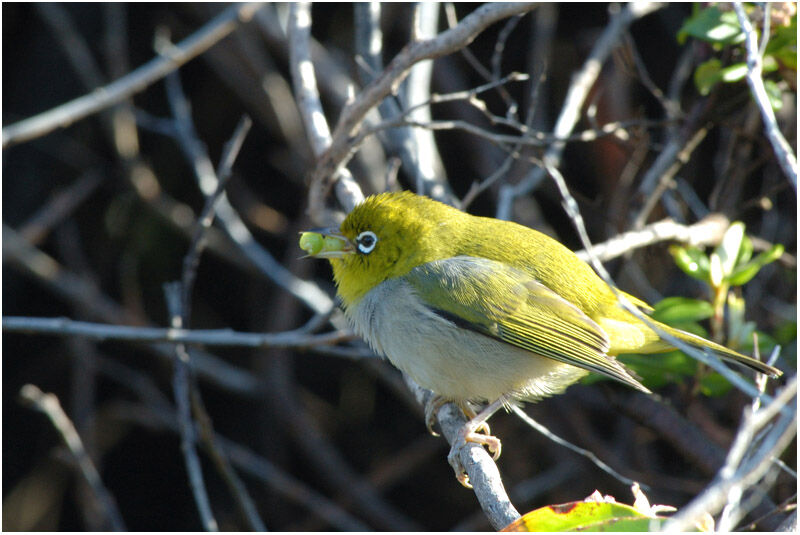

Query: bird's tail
655 321 782 378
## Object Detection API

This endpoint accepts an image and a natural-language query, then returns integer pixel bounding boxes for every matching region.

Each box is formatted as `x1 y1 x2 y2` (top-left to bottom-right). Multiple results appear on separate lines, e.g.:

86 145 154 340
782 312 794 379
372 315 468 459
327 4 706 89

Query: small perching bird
300 191 781 486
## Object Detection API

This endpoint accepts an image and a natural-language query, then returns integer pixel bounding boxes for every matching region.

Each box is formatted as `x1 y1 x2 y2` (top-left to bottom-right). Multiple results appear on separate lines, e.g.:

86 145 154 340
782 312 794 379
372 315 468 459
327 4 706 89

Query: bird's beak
299 227 353 258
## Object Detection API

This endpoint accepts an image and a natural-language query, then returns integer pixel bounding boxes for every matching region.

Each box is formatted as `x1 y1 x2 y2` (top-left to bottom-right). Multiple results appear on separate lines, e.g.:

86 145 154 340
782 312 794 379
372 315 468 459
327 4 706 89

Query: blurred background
3 3 796 531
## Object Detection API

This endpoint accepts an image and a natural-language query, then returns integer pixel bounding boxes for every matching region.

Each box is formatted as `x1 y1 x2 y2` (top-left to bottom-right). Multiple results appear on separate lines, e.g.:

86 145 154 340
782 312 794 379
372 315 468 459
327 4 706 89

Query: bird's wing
405 256 648 392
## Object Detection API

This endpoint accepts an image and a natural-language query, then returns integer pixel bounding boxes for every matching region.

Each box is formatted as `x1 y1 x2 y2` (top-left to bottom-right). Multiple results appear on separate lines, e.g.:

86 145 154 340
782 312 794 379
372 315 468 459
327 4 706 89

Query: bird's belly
347 280 587 402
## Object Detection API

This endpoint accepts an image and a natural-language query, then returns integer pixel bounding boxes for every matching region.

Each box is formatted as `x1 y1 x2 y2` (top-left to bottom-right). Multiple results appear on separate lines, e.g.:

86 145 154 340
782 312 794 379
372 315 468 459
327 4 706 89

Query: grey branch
309 2 538 218
3 316 356 349
663 377 797 532
2 3 263 148
403 377 520 530
575 214 731 263
20 384 126 531
733 2 797 189
497 2 663 220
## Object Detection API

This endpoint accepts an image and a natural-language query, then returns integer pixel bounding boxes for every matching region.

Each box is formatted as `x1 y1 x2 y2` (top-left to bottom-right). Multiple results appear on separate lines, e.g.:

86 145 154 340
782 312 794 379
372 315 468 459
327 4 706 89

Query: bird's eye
356 231 378 254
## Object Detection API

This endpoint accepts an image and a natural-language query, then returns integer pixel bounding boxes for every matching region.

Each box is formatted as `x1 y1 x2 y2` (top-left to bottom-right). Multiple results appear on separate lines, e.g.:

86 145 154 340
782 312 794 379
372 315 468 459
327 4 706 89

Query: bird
299 191 781 486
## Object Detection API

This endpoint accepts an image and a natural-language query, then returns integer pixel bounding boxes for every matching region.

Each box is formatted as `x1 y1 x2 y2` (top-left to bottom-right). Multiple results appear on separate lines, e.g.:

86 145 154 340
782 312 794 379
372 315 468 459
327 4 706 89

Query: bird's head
300 192 460 306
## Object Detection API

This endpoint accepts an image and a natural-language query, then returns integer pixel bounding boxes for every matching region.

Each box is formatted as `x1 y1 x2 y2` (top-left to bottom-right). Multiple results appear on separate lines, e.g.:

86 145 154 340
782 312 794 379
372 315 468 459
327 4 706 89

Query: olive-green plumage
301 191 780 403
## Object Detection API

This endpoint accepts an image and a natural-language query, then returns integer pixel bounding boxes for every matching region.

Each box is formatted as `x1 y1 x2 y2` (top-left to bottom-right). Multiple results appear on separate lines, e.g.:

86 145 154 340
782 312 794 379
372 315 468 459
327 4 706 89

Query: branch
2 3 263 148
733 3 798 189
497 2 663 220
574 213 730 263
309 2 537 217
663 377 797 532
3 316 357 350
19 385 126 531
288 2 364 221
404 377 520 530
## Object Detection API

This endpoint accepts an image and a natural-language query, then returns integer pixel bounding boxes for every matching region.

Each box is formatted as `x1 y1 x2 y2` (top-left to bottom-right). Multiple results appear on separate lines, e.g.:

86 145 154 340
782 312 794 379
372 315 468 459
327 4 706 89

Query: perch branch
2 3 263 148
733 2 797 188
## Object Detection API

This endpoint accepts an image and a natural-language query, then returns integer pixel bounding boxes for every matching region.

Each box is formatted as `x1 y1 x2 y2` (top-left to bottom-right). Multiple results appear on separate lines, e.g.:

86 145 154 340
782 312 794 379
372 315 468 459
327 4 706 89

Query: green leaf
699 372 734 397
727 244 785 286
678 6 745 45
719 62 748 83
694 59 723 95
652 297 714 324
765 20 797 69
617 351 697 389
715 222 746 278
502 501 668 532
736 234 754 266
764 79 784 111
669 245 711 282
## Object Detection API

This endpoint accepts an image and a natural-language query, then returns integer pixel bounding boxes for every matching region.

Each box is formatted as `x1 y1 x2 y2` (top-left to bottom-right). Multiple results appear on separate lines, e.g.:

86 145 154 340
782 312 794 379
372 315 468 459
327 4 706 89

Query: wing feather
406 256 648 392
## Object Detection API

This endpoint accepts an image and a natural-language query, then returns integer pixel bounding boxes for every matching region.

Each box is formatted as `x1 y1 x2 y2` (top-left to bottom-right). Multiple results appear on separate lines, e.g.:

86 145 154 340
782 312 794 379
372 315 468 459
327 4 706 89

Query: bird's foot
447 421 503 488
424 395 449 436
446 398 507 488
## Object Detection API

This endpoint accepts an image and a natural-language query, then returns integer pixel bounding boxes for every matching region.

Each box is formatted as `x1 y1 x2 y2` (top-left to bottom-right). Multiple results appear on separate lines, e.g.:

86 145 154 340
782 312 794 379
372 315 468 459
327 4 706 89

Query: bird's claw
447 425 503 488
424 396 449 436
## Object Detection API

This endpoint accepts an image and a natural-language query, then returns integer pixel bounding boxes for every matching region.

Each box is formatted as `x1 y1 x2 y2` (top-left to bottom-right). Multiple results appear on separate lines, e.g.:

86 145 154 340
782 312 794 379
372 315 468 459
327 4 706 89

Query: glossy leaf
677 5 744 46
652 297 714 324
669 245 710 282
727 244 785 286
715 222 746 278
694 59 722 95
764 79 784 111
502 501 668 532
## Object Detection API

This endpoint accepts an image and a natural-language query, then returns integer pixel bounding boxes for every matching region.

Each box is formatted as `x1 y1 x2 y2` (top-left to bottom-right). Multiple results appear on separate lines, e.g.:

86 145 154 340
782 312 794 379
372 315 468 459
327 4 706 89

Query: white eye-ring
356 230 378 254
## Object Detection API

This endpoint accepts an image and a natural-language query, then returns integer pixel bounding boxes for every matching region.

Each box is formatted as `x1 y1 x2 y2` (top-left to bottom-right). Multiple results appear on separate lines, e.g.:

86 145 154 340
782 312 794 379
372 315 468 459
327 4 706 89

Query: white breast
346 278 587 402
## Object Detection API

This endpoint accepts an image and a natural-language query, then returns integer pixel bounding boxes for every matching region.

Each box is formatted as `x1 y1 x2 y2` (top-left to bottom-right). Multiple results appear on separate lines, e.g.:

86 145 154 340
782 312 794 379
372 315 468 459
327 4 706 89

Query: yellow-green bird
300 191 781 485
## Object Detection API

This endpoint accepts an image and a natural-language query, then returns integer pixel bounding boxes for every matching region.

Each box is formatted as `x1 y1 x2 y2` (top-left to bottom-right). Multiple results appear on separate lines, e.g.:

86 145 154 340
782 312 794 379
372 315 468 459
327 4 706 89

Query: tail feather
658 322 782 378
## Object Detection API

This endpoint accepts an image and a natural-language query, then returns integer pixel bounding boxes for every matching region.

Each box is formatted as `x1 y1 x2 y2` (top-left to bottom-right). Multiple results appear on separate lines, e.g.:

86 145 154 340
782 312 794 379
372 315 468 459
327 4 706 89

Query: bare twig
497 2 663 220
574 213 730 263
664 377 797 532
309 2 538 218
163 284 218 531
2 3 263 148
19 171 104 245
288 2 364 221
733 3 797 189
3 316 357 350
510 405 643 488
633 126 709 229
19 385 126 531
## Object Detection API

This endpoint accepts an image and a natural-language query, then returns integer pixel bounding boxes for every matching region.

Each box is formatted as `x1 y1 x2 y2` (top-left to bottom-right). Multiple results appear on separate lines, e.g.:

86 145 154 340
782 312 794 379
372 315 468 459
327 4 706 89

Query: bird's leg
424 395 449 436
425 398 494 437
448 396 507 488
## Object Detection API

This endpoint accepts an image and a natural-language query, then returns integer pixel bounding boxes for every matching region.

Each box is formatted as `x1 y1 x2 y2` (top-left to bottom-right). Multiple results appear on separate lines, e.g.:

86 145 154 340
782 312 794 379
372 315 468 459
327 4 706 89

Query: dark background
3 3 796 531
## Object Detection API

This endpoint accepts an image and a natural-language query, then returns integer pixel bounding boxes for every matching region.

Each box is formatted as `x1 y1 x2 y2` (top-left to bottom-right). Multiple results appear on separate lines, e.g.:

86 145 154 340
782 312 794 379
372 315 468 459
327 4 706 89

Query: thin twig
2 3 263 148
2 316 358 353
733 3 797 188
510 405 644 489
309 2 538 219
496 2 663 220
663 377 797 532
165 110 266 531
164 284 218 531
19 171 104 245
288 2 364 220
574 213 730 263
19 384 126 531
